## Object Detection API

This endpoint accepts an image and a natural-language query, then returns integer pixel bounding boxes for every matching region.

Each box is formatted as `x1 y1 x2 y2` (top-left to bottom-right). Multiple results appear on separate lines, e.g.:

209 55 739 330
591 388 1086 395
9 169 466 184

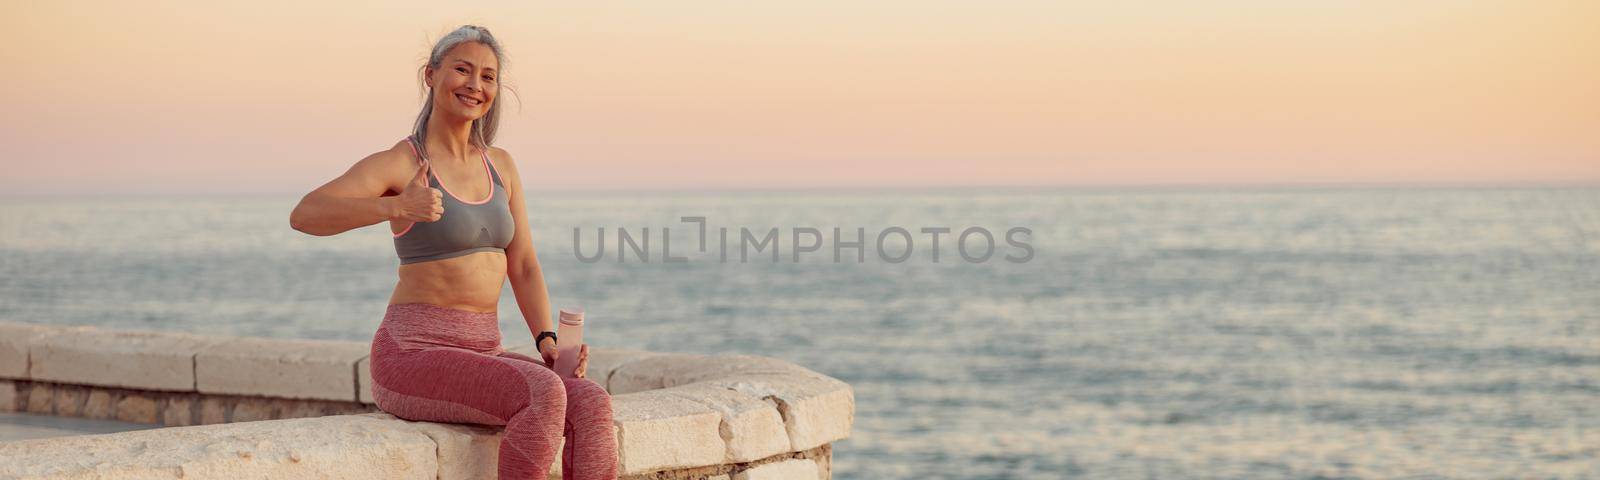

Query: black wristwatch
535 331 558 352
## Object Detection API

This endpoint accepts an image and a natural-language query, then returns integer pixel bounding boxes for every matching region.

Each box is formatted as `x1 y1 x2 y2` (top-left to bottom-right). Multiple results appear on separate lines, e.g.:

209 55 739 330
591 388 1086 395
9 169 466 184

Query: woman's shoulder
486 146 520 174
355 140 425 196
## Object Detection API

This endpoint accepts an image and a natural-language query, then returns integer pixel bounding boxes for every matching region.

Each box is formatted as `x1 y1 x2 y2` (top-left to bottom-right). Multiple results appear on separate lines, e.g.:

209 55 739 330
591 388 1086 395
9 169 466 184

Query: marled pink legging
370 303 618 480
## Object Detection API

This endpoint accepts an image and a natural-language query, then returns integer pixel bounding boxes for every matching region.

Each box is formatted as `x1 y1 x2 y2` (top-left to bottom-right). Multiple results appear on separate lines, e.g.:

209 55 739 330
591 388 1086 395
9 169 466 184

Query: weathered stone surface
196 337 368 401
607 353 703 394
230 397 278 422
27 383 54 414
278 399 332 419
84 389 115 419
700 374 854 452
356 412 509 479
163 395 197 426
357 355 374 404
0 321 65 379
0 379 15 413
30 327 222 391
354 412 576 480
611 389 726 475
579 347 663 391
733 459 819 480
0 414 440 479
608 354 822 395
52 384 86 417
115 394 158 424
199 397 230 425
660 383 791 462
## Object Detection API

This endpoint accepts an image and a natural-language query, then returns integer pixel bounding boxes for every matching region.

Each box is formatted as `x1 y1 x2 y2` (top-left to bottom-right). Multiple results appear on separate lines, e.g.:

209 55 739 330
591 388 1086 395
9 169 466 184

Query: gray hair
411 25 511 157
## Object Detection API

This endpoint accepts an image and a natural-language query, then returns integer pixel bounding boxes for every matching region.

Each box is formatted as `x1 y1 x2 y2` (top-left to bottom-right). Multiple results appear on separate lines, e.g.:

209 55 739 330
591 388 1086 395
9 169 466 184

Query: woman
288 25 617 480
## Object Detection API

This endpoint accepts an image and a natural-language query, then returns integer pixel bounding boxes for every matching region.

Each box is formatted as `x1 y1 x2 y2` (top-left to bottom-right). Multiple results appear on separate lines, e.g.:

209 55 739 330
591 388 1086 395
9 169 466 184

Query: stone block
163 395 197 426
83 389 115 419
581 347 662 391
51 384 87 417
231 397 279 422
115 394 158 424
27 383 53 414
611 389 726 475
0 321 66 379
660 383 791 462
279 400 332 419
608 353 821 395
30 327 222 391
200 397 230 425
358 412 512 480
196 337 368 401
0 414 439 479
0 380 15 413
700 374 854 451
734 459 819 480
357 355 374 404
607 353 702 394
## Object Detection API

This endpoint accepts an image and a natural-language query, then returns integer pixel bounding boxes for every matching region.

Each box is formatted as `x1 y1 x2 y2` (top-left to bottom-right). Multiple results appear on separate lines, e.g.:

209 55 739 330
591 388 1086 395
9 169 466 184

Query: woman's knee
564 378 612 417
518 363 568 408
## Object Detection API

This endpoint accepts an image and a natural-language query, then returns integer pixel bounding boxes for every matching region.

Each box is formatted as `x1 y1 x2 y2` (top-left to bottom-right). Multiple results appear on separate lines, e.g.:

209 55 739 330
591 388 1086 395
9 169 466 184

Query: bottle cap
558 308 585 326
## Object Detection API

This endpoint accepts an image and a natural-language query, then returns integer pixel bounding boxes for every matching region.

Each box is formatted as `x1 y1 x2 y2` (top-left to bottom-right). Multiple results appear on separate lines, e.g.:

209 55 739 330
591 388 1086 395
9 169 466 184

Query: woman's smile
455 93 483 107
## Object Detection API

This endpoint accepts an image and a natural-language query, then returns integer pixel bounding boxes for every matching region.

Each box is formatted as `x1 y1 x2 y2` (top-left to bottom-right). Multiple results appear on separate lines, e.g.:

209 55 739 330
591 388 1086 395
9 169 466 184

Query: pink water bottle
554 308 585 378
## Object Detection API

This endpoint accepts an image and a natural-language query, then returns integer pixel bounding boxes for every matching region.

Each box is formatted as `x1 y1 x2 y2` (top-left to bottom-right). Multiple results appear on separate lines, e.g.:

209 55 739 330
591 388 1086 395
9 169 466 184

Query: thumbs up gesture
393 161 443 222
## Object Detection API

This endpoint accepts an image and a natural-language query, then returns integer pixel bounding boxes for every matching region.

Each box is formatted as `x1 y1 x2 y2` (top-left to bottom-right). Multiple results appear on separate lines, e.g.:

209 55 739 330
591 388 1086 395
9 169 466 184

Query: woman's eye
483 76 495 82
456 67 468 74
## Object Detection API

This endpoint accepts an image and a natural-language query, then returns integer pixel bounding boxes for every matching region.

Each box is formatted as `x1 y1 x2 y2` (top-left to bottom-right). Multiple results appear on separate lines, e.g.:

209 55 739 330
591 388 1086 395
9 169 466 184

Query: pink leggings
369 303 618 480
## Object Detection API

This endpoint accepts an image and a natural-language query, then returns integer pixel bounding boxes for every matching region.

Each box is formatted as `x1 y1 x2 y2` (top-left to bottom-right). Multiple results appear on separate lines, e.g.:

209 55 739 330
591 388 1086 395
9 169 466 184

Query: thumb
409 160 430 188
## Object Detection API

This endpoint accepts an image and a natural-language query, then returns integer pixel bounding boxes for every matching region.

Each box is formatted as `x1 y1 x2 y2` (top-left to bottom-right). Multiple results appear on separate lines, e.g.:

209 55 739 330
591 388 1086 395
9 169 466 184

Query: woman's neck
422 111 476 164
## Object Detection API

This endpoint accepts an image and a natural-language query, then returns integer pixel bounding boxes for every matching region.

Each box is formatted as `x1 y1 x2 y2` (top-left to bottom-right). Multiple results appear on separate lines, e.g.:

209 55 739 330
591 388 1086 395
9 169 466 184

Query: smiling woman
287 25 619 480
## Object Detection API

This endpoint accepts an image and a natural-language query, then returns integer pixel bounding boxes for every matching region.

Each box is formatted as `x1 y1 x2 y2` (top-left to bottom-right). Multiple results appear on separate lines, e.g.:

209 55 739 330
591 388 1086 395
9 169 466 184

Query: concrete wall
0 321 854 479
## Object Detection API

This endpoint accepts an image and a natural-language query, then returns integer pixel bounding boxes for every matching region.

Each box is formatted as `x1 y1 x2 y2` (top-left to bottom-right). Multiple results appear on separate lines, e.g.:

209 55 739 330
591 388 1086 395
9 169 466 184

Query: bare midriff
389 251 506 313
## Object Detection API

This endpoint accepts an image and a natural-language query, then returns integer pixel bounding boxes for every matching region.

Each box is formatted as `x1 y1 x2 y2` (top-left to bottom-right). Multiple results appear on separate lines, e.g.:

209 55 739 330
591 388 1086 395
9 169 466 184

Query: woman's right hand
538 336 559 369
389 161 443 222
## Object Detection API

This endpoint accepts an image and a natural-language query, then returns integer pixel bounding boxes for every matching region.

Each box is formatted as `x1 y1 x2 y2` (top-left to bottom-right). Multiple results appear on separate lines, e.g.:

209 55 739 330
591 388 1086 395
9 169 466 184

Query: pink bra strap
480 147 504 186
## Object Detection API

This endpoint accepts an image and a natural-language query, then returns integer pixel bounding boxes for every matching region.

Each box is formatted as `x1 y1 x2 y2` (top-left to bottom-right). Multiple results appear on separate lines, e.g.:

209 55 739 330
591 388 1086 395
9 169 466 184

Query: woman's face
425 42 499 122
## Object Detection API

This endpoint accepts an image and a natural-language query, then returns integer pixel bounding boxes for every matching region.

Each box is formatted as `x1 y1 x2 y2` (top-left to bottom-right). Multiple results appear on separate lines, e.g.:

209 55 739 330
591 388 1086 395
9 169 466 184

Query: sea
2 186 1597 478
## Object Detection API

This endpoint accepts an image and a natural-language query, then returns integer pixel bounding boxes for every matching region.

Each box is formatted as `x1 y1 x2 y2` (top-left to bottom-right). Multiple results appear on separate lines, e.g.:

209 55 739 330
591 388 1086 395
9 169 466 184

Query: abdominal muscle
389 251 507 313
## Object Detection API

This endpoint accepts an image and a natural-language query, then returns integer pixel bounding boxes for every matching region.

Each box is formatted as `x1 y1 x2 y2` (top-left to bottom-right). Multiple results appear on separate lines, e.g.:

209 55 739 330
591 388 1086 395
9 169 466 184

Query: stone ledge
0 321 852 479
609 353 829 395
0 413 835 480
0 321 74 379
28 326 223 392
0 414 440 479
196 336 368 401
612 389 728 473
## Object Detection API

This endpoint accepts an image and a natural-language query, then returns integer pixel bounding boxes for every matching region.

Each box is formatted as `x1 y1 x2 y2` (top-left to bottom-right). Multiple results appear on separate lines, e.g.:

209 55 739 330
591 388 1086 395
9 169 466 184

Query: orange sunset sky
2 1 1597 195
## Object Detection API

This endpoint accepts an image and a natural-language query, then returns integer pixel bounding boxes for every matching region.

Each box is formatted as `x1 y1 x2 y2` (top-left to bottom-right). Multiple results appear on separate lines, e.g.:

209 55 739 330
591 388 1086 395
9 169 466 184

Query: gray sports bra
392 136 515 264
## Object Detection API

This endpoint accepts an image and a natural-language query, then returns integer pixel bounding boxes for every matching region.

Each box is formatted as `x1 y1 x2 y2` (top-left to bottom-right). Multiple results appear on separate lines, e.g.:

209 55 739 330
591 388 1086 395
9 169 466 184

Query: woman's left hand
574 344 590 378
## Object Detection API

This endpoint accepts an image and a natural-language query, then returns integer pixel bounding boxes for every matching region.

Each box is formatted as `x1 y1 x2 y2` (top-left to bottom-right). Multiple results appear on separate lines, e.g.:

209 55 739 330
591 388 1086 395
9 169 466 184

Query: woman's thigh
371 337 565 425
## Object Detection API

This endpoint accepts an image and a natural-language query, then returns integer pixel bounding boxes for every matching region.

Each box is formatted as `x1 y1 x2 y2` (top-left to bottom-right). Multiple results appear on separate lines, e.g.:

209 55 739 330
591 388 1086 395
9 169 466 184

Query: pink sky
2 1 1596 195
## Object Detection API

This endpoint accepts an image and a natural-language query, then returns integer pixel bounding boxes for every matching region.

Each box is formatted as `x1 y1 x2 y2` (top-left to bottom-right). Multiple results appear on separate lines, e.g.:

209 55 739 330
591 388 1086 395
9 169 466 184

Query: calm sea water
2 187 1597 478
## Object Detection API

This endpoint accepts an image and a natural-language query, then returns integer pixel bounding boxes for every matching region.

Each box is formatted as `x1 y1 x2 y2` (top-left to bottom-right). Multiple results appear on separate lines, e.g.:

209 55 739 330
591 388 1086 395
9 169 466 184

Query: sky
1 0 1596 195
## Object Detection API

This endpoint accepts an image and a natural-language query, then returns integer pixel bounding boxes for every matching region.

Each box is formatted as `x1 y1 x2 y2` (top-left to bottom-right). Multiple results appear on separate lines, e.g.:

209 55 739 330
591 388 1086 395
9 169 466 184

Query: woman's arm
494 148 557 359
290 145 441 236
